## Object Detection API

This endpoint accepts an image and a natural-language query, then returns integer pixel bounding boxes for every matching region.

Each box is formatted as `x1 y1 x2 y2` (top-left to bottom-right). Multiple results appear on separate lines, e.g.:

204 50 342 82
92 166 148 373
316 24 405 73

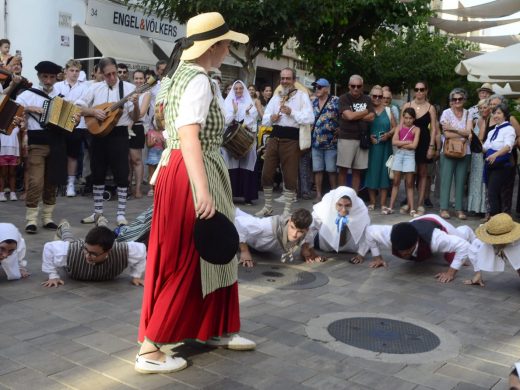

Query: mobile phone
15 50 21 57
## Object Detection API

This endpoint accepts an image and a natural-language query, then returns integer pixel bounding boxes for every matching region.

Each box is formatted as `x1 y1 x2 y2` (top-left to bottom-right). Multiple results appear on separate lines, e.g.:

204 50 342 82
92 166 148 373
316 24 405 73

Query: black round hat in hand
193 211 239 265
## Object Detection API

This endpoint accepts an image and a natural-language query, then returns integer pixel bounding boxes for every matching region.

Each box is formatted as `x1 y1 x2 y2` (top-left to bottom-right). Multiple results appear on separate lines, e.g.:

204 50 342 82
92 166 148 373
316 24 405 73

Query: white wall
6 0 86 84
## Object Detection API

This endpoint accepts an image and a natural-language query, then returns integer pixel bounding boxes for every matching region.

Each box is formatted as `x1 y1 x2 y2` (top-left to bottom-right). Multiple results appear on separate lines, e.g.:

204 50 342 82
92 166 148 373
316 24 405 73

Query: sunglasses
118 70 128 74
349 84 362 89
372 95 383 99
451 97 464 102
414 87 426 92
315 85 323 90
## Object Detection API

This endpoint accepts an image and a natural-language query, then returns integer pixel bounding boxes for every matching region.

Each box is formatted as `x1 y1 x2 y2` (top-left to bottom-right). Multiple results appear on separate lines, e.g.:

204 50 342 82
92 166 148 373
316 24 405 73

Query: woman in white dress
222 80 258 204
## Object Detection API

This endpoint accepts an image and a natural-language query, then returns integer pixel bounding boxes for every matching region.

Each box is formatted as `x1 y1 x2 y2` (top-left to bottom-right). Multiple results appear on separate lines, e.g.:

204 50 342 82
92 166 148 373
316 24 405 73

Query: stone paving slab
0 193 519 389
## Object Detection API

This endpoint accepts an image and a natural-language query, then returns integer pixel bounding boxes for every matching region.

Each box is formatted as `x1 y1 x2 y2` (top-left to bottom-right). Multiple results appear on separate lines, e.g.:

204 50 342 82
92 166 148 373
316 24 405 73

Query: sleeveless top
156 61 237 297
399 126 415 142
66 240 128 281
392 218 454 263
414 107 431 131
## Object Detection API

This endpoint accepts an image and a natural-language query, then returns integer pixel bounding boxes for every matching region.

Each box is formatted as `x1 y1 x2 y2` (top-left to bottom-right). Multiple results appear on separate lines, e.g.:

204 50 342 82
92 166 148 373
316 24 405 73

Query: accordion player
0 94 24 135
39 96 81 132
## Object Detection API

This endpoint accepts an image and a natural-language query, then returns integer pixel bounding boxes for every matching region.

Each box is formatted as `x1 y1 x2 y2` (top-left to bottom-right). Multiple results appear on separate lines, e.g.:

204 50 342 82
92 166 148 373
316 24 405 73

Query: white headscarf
0 223 26 280
312 186 370 252
224 80 257 130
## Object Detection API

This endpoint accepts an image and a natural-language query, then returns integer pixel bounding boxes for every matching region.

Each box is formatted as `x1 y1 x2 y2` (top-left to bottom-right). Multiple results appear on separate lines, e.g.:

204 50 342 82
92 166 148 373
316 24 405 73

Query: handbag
359 127 370 150
470 133 483 153
299 124 311 150
385 154 394 179
444 138 467 159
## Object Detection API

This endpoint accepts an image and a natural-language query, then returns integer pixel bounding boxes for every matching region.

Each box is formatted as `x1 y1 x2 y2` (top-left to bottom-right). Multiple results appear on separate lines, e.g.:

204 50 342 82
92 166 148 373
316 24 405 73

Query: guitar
86 76 156 137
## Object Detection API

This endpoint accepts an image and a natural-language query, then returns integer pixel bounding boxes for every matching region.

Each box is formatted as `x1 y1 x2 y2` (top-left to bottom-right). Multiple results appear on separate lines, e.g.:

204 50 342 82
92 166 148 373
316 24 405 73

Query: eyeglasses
451 97 464 102
82 244 106 258
414 87 426 92
349 84 362 89
372 95 383 99
118 70 128 74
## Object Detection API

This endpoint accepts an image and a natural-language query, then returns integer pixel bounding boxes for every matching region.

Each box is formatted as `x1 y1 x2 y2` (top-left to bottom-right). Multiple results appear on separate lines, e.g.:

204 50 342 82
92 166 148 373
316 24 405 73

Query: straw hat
477 83 493 94
180 12 248 61
475 213 520 245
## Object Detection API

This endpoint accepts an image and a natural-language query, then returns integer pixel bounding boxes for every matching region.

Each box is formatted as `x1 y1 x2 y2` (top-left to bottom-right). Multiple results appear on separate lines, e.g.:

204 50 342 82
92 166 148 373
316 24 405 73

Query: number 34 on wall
90 8 98 16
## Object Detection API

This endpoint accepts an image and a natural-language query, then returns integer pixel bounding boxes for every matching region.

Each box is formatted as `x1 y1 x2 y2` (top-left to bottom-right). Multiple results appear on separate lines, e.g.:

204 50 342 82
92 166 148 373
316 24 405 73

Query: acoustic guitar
86 76 156 137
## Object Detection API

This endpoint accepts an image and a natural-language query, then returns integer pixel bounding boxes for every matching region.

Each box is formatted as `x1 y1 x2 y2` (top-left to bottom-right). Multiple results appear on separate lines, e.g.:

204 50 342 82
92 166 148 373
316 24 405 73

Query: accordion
40 96 80 132
0 94 24 135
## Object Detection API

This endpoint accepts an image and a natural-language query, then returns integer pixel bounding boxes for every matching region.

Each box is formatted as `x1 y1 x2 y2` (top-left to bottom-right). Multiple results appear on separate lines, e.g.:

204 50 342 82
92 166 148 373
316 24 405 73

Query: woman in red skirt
135 12 254 374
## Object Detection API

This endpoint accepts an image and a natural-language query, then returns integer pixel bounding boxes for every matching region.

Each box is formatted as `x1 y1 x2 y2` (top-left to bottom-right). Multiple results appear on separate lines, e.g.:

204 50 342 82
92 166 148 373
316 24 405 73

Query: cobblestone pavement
0 190 518 389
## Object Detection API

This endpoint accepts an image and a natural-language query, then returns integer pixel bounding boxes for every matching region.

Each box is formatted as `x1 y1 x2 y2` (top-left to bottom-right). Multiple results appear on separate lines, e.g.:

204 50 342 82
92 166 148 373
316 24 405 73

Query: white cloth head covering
0 223 26 280
312 186 370 252
224 80 255 125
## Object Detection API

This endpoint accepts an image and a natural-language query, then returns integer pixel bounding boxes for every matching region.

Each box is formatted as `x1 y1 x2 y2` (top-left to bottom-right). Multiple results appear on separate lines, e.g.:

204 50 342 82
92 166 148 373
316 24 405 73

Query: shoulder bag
443 111 468 159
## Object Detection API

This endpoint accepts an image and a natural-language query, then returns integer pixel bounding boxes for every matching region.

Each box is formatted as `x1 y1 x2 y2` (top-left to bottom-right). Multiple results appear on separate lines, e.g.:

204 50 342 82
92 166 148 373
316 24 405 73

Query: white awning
429 17 520 34
455 42 520 78
153 39 174 58
75 24 158 66
456 34 520 48
435 0 520 19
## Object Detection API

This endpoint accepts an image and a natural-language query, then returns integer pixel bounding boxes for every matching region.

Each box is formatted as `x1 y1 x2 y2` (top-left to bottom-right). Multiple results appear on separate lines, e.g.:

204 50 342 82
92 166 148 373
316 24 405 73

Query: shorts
65 127 86 158
336 139 368 170
392 149 416 173
146 148 163 166
0 155 18 166
312 148 337 173
129 124 145 149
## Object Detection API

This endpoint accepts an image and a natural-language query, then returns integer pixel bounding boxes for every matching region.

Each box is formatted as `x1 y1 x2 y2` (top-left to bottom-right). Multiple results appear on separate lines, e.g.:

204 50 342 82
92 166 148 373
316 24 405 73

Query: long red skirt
138 150 240 344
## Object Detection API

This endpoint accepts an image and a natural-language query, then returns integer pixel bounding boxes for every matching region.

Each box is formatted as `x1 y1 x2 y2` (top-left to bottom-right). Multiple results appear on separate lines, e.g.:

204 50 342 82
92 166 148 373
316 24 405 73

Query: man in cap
76 57 139 227
469 83 493 123
16 60 67 234
311 78 339 202
337 74 374 192
256 67 314 217
464 213 520 287
355 214 476 283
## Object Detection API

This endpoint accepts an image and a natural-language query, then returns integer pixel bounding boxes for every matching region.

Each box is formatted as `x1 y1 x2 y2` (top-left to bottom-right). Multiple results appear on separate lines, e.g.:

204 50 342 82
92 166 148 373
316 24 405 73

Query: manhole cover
239 263 328 290
327 317 440 354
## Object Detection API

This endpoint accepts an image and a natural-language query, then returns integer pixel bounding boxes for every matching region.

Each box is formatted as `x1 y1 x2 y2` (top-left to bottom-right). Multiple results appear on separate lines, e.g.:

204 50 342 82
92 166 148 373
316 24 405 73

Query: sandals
457 211 467 220
381 206 394 215
400 204 410 214
416 206 425 216
440 210 450 219
367 204 375 211
410 210 419 218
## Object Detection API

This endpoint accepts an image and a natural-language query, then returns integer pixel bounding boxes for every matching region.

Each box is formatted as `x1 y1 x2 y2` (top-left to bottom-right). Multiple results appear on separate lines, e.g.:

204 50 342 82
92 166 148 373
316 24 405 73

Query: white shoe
66 182 76 197
54 219 71 241
9 192 16 201
274 195 286 203
81 213 101 224
255 207 273 217
117 215 128 226
134 354 187 374
0 193 6 202
206 334 256 351
96 215 109 227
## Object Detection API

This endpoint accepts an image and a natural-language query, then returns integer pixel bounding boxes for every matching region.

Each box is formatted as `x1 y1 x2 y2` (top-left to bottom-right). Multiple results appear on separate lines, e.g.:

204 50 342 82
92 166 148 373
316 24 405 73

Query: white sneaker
274 195 297 204
9 192 16 201
206 334 256 351
96 215 109 227
117 215 128 226
134 354 187 374
0 193 6 202
66 182 76 197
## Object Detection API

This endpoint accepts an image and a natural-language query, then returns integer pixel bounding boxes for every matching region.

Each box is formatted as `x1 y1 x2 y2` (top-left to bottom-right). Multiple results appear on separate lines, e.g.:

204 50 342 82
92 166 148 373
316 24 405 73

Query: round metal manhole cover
327 317 440 354
239 263 328 290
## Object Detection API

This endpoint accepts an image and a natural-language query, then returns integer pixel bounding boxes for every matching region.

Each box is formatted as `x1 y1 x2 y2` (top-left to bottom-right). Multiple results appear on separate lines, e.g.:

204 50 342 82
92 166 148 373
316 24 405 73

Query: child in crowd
145 128 165 196
0 38 11 66
383 107 420 216
0 126 22 201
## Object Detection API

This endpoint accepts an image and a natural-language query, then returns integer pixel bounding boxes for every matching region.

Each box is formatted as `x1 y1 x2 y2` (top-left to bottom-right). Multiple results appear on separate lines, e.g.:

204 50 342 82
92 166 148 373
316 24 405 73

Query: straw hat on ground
475 213 520 245
180 12 248 61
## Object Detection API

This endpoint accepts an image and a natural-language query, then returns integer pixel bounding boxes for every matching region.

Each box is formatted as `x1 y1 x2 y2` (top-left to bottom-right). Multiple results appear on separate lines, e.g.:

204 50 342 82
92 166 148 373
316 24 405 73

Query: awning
75 24 158 66
429 17 520 34
435 0 520 19
455 42 520 78
456 34 520 48
153 39 174 59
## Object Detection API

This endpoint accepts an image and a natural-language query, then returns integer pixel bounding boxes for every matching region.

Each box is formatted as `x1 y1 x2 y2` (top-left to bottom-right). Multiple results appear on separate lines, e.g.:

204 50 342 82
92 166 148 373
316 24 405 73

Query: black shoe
25 224 37 234
43 221 58 230
424 198 433 208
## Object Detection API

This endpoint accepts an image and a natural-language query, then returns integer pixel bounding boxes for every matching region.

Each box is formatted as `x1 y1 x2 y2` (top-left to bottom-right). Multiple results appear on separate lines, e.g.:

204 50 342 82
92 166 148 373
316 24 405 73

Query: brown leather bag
443 137 467 159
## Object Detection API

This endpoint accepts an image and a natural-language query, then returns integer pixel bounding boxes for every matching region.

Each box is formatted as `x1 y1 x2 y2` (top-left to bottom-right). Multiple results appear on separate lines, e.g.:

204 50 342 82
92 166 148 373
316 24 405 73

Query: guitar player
76 57 139 227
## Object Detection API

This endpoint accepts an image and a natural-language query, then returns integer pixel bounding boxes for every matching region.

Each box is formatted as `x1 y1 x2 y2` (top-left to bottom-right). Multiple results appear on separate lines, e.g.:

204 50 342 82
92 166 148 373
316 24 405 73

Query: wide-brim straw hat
475 213 520 245
180 12 248 61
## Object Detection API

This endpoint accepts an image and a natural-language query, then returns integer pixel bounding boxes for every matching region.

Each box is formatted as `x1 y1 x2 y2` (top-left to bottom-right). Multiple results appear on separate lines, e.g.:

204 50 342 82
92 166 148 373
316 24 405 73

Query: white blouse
483 123 516 153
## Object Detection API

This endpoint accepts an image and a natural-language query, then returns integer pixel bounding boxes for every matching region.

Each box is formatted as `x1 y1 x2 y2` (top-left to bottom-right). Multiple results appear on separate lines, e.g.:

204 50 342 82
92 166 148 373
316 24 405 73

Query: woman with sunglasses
365 85 395 211
400 81 439 215
439 88 471 220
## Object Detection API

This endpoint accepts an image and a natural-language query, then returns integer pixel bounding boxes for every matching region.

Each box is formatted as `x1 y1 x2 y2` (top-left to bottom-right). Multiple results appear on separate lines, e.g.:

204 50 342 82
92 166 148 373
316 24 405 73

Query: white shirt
483 123 516 152
262 89 314 128
364 215 472 270
0 239 27 281
16 86 58 131
469 239 520 272
42 241 146 280
76 79 136 127
53 79 89 128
